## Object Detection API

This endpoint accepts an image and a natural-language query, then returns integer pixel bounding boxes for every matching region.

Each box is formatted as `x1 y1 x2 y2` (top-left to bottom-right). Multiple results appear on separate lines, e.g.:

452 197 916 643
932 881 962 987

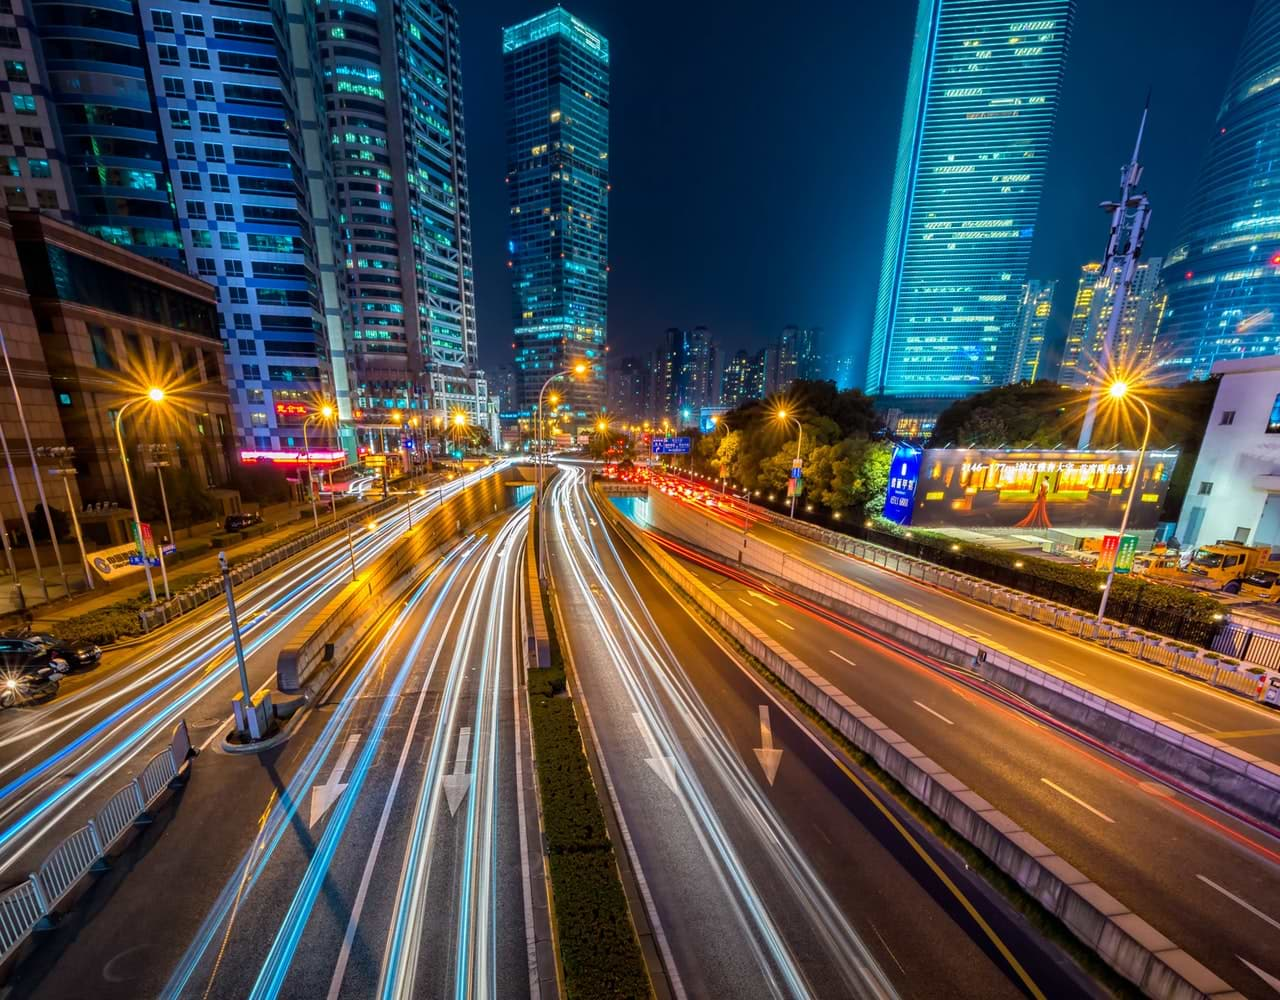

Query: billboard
882 445 922 525
891 448 1176 531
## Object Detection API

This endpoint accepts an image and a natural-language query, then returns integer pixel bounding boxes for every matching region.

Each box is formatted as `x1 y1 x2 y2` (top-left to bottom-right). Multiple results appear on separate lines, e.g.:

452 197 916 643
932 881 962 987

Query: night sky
462 0 1254 379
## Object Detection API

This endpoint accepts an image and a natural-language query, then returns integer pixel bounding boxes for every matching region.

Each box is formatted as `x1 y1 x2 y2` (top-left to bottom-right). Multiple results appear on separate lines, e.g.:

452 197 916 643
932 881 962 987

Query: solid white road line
774 618 795 631
1046 659 1086 678
912 701 954 726
1173 712 1214 733
737 597 753 608
1040 778 1115 824
1239 955 1280 993
1198 874 1280 932
748 589 779 607
828 649 857 668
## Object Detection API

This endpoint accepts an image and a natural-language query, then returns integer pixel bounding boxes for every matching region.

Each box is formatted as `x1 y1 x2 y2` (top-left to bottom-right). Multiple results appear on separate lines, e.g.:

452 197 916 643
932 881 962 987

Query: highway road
0 466 510 903
640 514 1280 998
548 466 1096 1000
6 507 539 999
687 483 1280 768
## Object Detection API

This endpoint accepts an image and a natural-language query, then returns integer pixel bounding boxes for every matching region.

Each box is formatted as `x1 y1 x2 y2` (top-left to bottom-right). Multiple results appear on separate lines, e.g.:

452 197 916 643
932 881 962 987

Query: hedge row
528 585 650 999
899 526 1223 641
47 573 209 645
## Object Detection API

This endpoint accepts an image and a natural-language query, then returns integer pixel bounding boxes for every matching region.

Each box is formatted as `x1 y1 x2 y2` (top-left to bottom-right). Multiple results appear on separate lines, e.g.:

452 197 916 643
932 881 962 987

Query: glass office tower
1010 279 1055 383
1158 1 1280 380
504 8 609 422
317 0 488 431
866 0 1075 399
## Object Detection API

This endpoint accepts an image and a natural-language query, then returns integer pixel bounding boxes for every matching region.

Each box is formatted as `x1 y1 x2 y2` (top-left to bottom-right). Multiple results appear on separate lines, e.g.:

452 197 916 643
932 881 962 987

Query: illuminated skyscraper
1060 258 1165 388
1009 279 1055 383
1159 1 1280 379
866 0 1076 398
505 8 609 422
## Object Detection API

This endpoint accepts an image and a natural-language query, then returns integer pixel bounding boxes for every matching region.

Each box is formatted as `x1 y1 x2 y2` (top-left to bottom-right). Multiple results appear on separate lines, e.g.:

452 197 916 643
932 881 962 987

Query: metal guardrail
0 725 187 968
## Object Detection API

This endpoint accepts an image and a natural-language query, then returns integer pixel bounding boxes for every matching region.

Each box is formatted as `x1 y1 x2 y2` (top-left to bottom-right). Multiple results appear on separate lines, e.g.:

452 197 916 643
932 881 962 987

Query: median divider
644 488 1280 830
599 492 1236 1000
0 721 193 980
275 470 517 698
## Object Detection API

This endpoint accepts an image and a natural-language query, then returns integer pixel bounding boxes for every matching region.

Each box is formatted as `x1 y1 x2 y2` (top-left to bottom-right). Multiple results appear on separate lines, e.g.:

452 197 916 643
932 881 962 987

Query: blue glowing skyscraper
866 0 1076 399
1157 1 1280 380
504 8 609 422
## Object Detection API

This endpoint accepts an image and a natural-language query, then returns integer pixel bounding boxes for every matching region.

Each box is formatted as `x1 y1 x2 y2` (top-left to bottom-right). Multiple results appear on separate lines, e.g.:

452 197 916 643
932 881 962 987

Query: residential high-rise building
607 354 653 423
866 0 1076 399
778 326 824 386
505 8 609 424
721 349 753 407
317 0 489 433
1060 259 1165 388
1009 280 1056 383
1158 1 1280 380
662 325 719 418
833 354 857 390
3 2 350 452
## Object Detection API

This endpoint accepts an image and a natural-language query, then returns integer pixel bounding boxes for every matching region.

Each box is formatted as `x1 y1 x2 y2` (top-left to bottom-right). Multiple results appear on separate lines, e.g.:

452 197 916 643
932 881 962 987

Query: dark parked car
0 668 59 709
5 632 101 671
0 637 67 708
224 512 263 533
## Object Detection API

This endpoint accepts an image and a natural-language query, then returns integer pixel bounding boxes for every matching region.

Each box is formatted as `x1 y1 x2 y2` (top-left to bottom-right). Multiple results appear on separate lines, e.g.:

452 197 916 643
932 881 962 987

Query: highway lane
549 466 1094 1000
682 483 1280 765
0 465 510 885
8 509 535 1000
653 527 1280 998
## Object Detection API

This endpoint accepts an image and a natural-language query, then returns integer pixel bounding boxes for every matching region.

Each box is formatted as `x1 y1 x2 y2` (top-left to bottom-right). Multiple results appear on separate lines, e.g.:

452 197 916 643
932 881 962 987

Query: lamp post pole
302 416 319 529
114 395 158 604
1097 395 1151 624
43 448 92 590
146 448 172 601
346 517 358 582
536 368 571 583
778 414 803 519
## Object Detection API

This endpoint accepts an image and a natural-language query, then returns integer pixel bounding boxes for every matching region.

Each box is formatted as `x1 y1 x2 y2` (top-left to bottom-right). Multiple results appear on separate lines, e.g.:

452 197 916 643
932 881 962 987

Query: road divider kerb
597 487 1241 1000
644 487 1280 831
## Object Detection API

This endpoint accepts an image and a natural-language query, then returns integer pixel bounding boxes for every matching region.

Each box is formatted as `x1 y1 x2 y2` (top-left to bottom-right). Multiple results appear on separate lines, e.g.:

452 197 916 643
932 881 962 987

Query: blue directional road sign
651 437 691 455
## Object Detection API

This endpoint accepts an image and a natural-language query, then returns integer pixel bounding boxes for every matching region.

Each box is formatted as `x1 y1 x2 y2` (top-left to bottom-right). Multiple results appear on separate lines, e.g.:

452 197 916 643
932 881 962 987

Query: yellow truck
1186 541 1277 587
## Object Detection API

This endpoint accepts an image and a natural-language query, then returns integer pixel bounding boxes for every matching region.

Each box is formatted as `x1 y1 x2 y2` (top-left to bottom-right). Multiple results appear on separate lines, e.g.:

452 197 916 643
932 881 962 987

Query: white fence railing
0 724 188 969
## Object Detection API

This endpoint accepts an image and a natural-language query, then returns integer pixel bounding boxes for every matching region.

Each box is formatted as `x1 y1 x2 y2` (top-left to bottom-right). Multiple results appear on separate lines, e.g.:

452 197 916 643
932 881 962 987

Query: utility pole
1079 98 1154 448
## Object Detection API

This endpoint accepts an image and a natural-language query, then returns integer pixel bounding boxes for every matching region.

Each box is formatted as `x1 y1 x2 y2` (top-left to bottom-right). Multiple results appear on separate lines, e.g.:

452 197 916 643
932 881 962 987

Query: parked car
2 631 101 671
0 667 59 709
224 511 263 533
0 636 71 675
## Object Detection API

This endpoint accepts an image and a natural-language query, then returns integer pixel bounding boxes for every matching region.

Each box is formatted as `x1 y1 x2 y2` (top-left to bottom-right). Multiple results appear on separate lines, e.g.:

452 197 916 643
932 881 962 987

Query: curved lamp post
114 387 167 603
1096 379 1152 624
301 402 336 529
775 408 803 519
535 363 587 581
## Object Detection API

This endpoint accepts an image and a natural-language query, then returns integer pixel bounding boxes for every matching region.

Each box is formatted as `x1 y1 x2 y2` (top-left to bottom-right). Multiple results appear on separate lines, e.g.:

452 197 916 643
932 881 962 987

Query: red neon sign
275 402 308 417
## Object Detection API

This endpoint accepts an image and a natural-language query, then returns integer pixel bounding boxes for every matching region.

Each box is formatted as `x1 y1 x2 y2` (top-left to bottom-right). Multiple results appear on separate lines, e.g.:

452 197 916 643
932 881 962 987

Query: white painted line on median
1239 955 1280 993
968 626 993 637
1047 658 1086 678
828 649 857 668
737 597 753 608
1198 874 1280 932
1173 712 1214 733
774 617 795 631
1040 778 1115 824
912 701 954 726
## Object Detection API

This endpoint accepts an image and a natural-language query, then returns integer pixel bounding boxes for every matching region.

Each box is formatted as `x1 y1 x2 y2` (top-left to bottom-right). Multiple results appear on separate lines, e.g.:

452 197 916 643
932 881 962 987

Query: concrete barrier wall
524 471 557 669
644 489 1280 830
599 492 1235 1000
276 471 520 693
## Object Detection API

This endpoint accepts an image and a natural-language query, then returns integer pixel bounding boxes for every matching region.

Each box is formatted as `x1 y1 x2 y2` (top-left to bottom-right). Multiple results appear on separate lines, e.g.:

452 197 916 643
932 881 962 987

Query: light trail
549 467 897 1000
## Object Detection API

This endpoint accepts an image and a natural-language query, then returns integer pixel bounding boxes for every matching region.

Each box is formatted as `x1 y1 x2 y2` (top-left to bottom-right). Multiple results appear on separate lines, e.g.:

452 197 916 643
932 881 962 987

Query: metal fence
0 725 188 967
768 511 1221 648
1214 622 1280 671
138 496 402 633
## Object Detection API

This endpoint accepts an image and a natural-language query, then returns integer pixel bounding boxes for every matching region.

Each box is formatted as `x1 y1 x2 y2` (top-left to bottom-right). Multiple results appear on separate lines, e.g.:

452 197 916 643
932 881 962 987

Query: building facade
866 0 1076 399
1175 355 1280 551
720 348 752 407
662 325 719 419
504 8 609 424
1059 259 1164 389
317 0 488 433
607 353 654 423
1009 279 1055 383
778 325 823 386
1159 1 1280 381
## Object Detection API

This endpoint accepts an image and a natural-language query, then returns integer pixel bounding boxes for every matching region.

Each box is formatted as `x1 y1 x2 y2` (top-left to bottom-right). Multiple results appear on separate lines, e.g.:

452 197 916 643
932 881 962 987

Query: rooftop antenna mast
1079 96 1153 448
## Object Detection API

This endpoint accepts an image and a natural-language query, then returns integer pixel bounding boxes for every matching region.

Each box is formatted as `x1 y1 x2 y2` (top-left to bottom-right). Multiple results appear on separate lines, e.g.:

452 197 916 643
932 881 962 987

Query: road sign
651 437 690 455
132 522 154 560
1115 534 1139 575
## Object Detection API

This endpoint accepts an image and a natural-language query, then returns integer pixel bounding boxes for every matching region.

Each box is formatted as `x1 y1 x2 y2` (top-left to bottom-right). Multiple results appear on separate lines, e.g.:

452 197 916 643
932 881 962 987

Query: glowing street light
114 386 168 603
302 400 338 528
775 408 803 519
535 362 588 581
1097 378 1152 624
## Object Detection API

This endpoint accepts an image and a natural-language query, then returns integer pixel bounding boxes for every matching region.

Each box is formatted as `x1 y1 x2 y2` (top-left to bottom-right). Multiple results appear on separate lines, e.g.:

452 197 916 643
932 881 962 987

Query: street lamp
775 408 803 518
536 362 587 581
1096 379 1152 624
113 387 167 604
302 401 336 529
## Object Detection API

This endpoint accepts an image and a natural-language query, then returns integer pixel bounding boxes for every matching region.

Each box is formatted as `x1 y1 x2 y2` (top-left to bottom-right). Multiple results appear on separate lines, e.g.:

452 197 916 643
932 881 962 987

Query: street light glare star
147 386 166 403
1108 380 1130 400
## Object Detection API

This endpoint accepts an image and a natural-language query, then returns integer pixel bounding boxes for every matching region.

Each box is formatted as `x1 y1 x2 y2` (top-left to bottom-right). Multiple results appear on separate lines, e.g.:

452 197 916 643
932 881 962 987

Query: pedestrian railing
0 724 188 969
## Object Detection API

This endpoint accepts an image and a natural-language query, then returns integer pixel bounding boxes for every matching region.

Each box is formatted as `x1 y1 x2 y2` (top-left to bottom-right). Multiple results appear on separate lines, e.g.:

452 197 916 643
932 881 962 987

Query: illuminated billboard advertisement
882 444 922 525
902 448 1177 530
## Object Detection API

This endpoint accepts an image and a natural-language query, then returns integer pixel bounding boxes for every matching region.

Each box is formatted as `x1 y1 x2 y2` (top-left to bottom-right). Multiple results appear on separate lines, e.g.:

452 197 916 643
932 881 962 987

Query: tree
930 382 1083 448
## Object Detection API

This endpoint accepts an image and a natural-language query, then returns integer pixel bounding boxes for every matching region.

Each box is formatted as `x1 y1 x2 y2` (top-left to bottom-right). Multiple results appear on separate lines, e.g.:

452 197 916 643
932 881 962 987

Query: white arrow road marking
310 734 360 828
913 700 954 726
634 712 677 793
442 727 472 816
1198 874 1280 932
753 705 783 786
747 589 779 607
1239 955 1280 993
